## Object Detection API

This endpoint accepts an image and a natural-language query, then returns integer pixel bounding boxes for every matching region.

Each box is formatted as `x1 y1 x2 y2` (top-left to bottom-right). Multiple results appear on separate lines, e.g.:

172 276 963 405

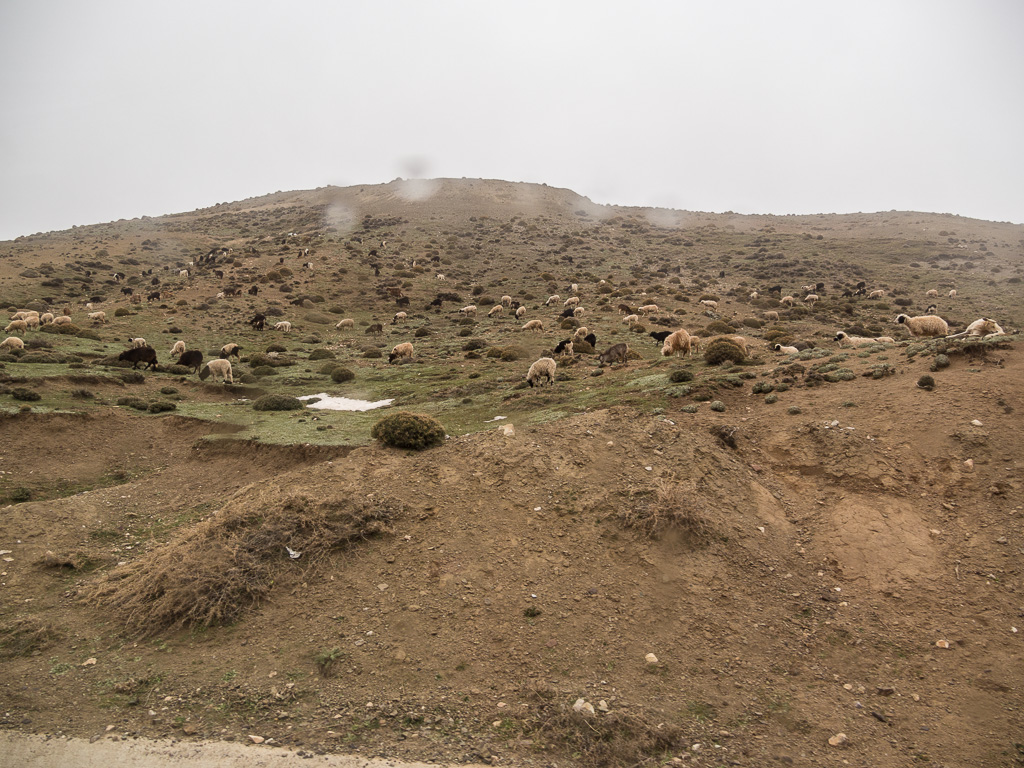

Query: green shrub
120 371 145 384
668 369 693 383
931 354 950 371
704 340 746 366
371 411 446 450
461 339 486 351
147 401 177 413
499 345 528 362
18 352 61 364
681 404 698 413
11 388 41 401
251 366 277 377
40 322 82 336
787 406 802 415
709 400 725 412
330 367 355 383
252 394 304 411
414 327 431 338
362 347 382 359
70 388 94 399
318 362 341 375
751 380 774 394
116 396 149 411
705 320 735 335
114 307 132 317
741 317 763 328
308 349 336 360
165 364 191 376
160 386 178 395
764 393 778 404
917 374 935 390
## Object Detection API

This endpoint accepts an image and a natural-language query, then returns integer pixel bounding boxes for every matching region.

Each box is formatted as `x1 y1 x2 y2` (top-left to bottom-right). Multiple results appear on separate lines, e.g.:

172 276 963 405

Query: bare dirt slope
2 340 1022 768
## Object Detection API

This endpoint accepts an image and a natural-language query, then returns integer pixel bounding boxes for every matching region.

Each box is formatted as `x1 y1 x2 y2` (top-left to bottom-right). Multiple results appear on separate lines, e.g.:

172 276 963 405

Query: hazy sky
1 1 1021 241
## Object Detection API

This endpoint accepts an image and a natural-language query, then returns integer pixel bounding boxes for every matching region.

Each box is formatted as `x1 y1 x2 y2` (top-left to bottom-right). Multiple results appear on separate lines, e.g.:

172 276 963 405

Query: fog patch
395 178 440 202
298 393 393 411
324 202 357 234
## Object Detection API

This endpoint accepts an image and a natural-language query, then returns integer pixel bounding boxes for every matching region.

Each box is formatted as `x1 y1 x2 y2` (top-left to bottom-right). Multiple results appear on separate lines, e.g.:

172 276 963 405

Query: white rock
971 419 983 427
645 652 659 664
248 734 265 744
828 732 848 747
935 639 951 649
964 459 974 470
572 698 595 715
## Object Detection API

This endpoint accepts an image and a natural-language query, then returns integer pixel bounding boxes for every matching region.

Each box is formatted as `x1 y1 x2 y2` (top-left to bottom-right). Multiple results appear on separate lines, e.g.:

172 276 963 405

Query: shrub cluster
371 412 446 450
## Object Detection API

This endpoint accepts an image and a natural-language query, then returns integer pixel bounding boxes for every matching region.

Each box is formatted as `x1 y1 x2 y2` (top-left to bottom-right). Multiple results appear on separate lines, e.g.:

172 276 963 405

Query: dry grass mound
86 493 401 634
613 477 715 541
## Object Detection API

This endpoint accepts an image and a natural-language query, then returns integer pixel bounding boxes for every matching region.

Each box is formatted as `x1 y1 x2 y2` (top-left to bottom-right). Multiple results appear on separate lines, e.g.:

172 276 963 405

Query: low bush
371 412 446 450
330 367 355 383
252 394 304 411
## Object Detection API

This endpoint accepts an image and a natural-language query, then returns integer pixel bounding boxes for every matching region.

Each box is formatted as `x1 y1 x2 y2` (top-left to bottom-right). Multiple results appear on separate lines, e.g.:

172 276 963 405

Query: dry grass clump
525 694 688 767
0 617 61 658
614 477 714 541
86 494 401 634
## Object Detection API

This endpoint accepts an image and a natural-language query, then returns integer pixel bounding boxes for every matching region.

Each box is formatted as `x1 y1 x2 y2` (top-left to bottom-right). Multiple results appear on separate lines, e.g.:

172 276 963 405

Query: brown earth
1 339 1022 768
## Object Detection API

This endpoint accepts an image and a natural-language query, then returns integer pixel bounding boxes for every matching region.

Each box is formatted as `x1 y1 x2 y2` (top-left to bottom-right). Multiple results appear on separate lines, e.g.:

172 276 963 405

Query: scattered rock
645 652 659 664
248 734 265 744
828 732 848 747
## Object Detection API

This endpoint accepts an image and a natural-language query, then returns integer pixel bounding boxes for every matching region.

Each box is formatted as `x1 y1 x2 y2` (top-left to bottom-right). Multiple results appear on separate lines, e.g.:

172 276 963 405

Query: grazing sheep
488 305 503 318
249 313 266 330
392 311 408 324
274 321 292 332
179 269 189 278
763 311 780 321
572 326 589 342
689 336 701 354
176 350 203 373
365 323 384 335
617 303 634 314
622 314 640 325
638 304 659 315
774 344 799 354
803 294 819 304
220 343 242 359
573 306 584 318
118 345 158 370
4 320 28 333
925 304 938 315
874 336 896 344
780 296 795 306
40 313 54 325
926 289 939 298
545 295 561 306
436 274 446 281
895 313 949 337
52 315 73 325
88 311 107 324
553 339 574 356
868 290 885 299
460 305 477 317
570 283 579 294
389 342 414 363
128 337 147 348
749 291 759 300
501 295 512 307
598 342 629 367
526 357 557 387
563 296 580 309
948 289 958 299
336 318 355 329
699 300 717 310
521 319 544 332
199 359 233 384
660 329 693 357
947 318 1006 339
515 306 527 319
169 340 186 357
0 336 25 351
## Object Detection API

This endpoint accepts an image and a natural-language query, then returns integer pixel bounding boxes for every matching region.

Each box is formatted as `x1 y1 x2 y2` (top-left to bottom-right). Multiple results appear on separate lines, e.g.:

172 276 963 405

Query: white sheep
947 318 1006 339
622 314 640 325
521 319 544 332
572 326 589 342
40 313 54 325
0 336 25 351
22 315 40 330
199 359 233 384
515 306 527 319
894 313 949 337
867 290 885 299
460 305 477 317
774 344 799 354
926 289 939 298
948 289 958 299
52 315 73 325
749 291 759 300
129 337 147 348
780 296 796 306
660 329 693 357
169 340 186 357
834 331 875 347
220 343 242 359
570 283 579 294
501 295 512 307
488 305 503 317
392 311 408 324
545 295 560 306
638 304 659 315
803 294 819 304
88 311 107 324
563 296 580 309
5 320 28 333
873 336 896 344
389 342 414 363
436 274 446 281
526 357 556 387
698 300 717 310
336 318 355 330
573 306 584 318
274 321 292 332
763 311 780 321
179 269 189 278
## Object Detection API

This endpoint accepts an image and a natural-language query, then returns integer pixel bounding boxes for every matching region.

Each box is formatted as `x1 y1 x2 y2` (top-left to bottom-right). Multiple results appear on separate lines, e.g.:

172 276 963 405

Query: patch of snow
298 393 393 412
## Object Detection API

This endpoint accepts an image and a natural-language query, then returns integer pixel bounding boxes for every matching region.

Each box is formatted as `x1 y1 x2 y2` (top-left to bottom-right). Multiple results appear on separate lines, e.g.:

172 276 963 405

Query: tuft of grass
615 476 714 541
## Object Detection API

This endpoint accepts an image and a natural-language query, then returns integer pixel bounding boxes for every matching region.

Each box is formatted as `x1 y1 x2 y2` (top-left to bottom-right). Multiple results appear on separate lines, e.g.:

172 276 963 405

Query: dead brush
0 617 61 658
525 696 688 768
85 493 401 635
614 477 715 542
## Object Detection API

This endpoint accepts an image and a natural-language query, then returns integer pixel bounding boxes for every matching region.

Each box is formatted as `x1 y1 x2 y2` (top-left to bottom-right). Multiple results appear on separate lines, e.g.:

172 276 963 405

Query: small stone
81 658 97 666
876 686 895 696
971 419 983 427
828 732 848 747
105 725 116 732
377 583 388 591
572 698 595 715
597 700 609 712
248 734 265 744
964 459 974 470
935 639 951 649
645 652 659 664
500 424 515 437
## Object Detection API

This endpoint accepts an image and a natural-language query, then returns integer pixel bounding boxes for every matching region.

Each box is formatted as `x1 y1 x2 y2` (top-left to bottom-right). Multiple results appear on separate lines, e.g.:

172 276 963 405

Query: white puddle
298 393 394 411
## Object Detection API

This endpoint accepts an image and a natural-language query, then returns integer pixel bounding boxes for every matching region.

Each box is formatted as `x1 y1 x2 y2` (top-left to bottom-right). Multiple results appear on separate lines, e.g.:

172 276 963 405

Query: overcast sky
1 1 1021 241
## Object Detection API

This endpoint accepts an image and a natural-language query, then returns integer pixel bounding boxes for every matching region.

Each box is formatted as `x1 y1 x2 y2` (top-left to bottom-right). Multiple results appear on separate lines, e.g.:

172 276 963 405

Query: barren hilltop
1 179 1022 767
